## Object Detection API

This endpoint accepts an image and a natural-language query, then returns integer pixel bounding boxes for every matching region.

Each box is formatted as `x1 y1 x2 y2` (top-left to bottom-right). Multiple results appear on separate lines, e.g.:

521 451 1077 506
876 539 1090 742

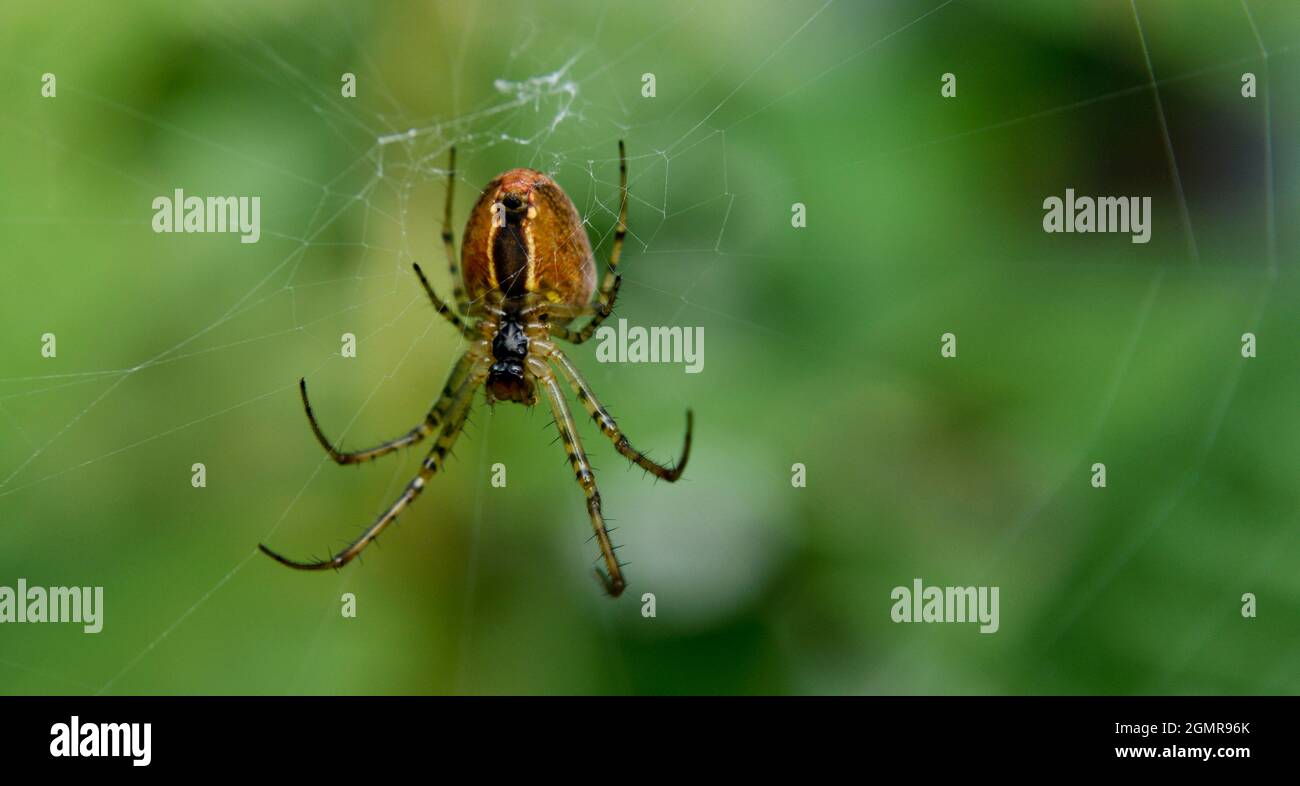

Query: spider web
0 0 1296 695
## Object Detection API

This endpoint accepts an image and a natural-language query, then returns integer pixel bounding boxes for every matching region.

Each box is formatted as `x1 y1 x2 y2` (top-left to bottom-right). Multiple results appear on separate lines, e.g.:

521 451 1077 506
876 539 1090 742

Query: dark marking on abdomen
493 223 530 298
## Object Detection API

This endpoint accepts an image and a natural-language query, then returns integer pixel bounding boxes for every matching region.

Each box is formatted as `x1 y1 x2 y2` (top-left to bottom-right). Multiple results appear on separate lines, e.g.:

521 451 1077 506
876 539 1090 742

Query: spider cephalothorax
486 316 534 405
259 142 693 597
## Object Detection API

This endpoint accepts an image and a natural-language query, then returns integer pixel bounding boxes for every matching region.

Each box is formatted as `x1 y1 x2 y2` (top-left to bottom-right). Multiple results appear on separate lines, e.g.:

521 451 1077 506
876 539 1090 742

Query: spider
259 141 693 597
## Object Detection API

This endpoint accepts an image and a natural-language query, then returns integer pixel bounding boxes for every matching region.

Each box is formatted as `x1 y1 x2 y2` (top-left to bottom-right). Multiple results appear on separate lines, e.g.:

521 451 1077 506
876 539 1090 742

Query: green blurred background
1 0 1297 694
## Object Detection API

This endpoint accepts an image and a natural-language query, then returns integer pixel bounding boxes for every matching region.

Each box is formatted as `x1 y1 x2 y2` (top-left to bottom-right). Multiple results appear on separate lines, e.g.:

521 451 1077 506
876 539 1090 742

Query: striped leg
261 364 486 570
442 146 469 314
546 276 622 344
413 263 473 337
552 141 627 346
548 347 692 481
299 351 478 465
603 140 629 298
534 361 626 597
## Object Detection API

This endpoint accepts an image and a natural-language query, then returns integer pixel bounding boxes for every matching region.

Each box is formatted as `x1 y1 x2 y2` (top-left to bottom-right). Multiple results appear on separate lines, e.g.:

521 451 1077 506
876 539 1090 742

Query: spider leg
300 349 478 465
546 345 692 482
261 363 486 570
546 276 622 344
532 359 626 597
442 146 470 314
413 262 475 337
551 140 627 345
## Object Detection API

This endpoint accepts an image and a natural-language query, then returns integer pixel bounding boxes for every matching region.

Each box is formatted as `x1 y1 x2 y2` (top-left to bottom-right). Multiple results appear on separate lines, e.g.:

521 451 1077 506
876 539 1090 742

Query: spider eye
501 194 523 210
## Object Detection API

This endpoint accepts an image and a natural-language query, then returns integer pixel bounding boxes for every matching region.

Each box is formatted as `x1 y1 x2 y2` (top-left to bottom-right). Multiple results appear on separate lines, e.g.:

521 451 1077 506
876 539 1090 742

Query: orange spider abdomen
461 168 596 308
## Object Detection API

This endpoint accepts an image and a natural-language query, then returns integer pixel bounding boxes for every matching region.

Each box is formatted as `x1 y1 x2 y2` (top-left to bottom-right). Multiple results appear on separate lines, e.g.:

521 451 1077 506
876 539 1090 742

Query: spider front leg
300 349 479 465
546 345 692 481
532 358 626 597
552 140 628 346
413 262 474 337
261 361 487 570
